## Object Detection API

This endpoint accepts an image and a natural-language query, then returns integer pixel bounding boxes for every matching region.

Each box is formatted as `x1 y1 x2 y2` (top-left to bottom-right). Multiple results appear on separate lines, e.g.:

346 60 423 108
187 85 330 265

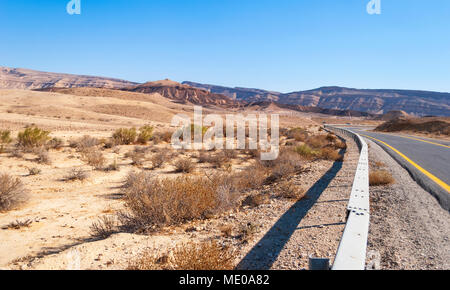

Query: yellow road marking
361 134 450 193
373 132 450 149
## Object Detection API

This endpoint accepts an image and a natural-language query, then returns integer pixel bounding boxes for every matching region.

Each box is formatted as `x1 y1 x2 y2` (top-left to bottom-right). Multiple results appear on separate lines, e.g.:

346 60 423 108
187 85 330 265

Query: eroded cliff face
0 66 137 90
185 82 450 116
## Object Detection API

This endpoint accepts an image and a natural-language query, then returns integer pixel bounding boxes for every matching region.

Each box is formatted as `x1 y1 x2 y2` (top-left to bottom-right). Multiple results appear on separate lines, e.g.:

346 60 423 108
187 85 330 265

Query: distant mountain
122 80 241 107
183 82 450 117
0 66 137 90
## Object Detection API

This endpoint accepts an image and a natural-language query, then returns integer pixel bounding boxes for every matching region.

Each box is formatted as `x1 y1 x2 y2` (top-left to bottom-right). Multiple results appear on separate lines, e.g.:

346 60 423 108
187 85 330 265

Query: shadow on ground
236 148 346 270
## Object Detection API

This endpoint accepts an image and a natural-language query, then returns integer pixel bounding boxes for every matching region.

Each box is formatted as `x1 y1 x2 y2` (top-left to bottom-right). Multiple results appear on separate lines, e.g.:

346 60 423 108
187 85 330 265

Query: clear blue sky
1 0 449 93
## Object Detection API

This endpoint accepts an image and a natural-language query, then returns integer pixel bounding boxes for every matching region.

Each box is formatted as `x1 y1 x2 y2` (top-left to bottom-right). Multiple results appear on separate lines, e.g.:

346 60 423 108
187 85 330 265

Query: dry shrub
28 167 42 176
64 168 89 181
209 152 231 169
0 130 12 153
90 216 118 239
276 180 306 200
0 174 28 212
220 225 233 238
33 147 51 164
263 150 304 183
369 170 395 186
294 144 320 159
320 147 344 162
241 193 270 208
287 127 309 142
121 172 238 229
47 137 63 150
238 222 259 243
128 241 234 270
174 158 195 173
155 131 173 143
326 133 338 142
112 128 137 145
81 148 105 170
105 159 120 171
306 135 329 149
17 127 50 148
233 163 268 191
334 140 347 150
70 135 99 151
137 125 154 145
150 152 166 169
126 149 146 167
3 219 33 230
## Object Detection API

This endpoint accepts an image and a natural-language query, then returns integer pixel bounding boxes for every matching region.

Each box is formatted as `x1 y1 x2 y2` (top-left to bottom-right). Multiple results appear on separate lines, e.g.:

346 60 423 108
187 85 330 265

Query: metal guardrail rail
324 125 370 270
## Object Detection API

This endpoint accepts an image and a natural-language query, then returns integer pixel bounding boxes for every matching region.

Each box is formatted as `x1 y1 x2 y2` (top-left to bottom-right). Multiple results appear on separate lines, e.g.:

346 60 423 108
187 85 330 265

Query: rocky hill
122 80 242 107
0 66 137 90
184 82 450 117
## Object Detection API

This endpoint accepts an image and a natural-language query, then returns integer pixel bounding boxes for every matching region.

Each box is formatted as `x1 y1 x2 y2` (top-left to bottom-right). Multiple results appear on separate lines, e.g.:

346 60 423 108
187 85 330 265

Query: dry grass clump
369 170 395 186
70 135 99 151
287 127 309 142
33 147 51 164
238 222 259 243
241 193 270 208
0 174 28 212
128 241 234 270
105 159 120 171
112 128 137 145
262 149 304 183
121 172 238 229
233 163 268 190
3 219 33 230
64 168 89 182
0 130 13 153
294 144 321 159
220 225 233 238
174 158 195 173
81 148 106 170
90 216 118 239
47 137 64 150
137 125 154 145
320 147 344 162
150 152 166 169
276 180 307 200
28 167 42 176
17 127 50 148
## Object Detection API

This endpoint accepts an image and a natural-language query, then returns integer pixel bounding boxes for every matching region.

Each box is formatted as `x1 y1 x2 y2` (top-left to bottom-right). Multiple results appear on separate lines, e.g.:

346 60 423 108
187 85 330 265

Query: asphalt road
345 127 450 210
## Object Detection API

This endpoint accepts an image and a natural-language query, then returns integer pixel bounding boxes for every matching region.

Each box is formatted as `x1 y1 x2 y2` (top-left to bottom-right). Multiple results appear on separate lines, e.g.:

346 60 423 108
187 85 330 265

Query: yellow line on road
380 133 450 149
361 134 450 193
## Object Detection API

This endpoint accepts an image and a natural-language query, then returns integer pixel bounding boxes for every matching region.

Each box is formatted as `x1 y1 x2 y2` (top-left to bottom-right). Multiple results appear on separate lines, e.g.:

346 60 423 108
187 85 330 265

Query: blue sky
1 0 449 93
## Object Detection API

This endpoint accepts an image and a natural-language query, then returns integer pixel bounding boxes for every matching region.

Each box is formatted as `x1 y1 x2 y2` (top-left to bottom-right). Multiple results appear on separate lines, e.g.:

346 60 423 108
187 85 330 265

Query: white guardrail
324 125 370 270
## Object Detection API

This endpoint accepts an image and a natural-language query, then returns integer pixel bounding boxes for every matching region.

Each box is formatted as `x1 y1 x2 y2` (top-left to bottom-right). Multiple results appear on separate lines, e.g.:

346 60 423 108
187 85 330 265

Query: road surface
345 127 450 210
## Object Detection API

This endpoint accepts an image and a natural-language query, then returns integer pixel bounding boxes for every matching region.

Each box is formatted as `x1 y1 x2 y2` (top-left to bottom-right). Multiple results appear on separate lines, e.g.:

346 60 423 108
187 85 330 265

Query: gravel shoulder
366 139 450 270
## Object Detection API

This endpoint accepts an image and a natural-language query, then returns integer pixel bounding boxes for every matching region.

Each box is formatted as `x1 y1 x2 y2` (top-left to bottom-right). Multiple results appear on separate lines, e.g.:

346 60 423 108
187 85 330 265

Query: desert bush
320 147 344 162
128 241 234 270
3 219 33 230
241 193 270 208
70 135 99 151
326 133 338 142
287 127 309 142
0 130 12 153
294 144 320 159
174 158 195 173
90 215 118 239
112 128 137 145
306 135 329 149
157 131 174 143
0 174 28 212
238 222 259 243
137 125 154 144
28 167 42 176
220 225 233 238
369 170 395 186
105 159 120 171
17 127 50 148
233 163 268 190
47 137 64 150
64 168 89 181
81 148 105 170
334 140 347 150
121 173 238 229
266 150 304 183
276 180 306 200
33 147 51 164
150 152 166 169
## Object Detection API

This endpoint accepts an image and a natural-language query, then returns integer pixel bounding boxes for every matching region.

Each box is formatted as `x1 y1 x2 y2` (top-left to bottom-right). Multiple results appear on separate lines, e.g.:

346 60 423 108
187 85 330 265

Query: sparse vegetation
3 219 33 230
174 158 195 173
137 125 154 144
150 152 166 169
128 241 234 270
90 216 118 239
17 127 50 148
276 180 307 200
33 147 51 164
241 193 270 208
64 168 89 182
0 174 28 212
81 148 106 170
112 128 137 145
70 135 98 151
369 170 395 186
294 144 320 159
0 130 12 153
28 167 42 176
